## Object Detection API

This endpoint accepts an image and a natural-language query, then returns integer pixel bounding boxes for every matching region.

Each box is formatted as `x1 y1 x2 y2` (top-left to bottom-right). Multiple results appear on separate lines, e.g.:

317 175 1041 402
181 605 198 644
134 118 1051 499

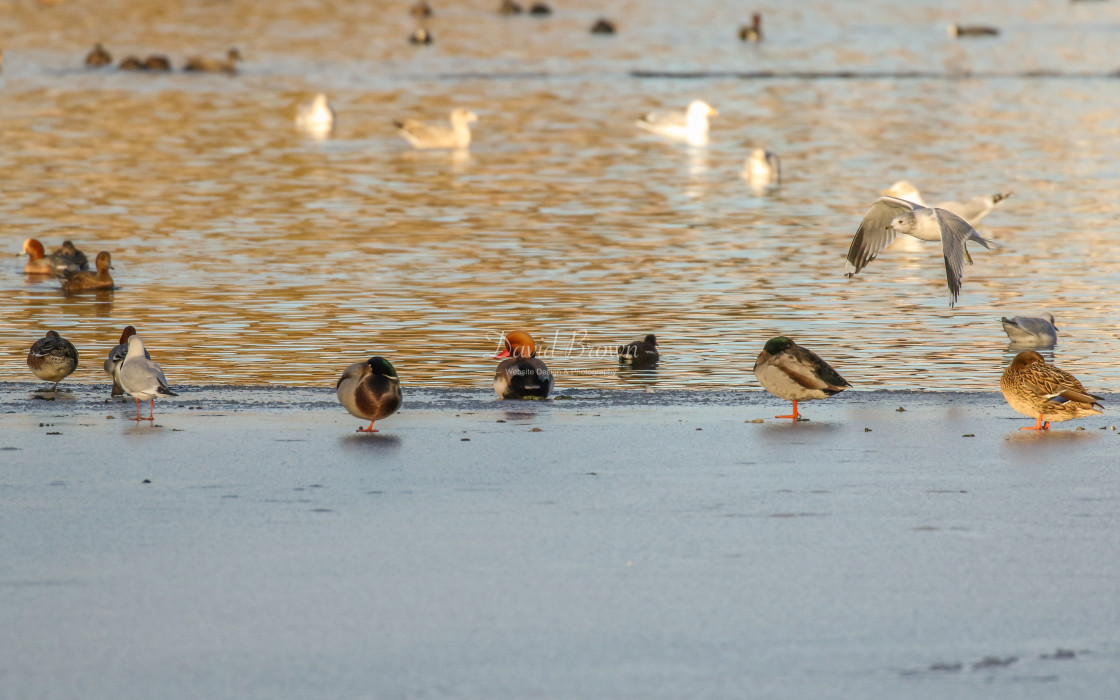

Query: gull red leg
132 397 144 422
776 400 801 420
147 399 155 421
357 420 378 433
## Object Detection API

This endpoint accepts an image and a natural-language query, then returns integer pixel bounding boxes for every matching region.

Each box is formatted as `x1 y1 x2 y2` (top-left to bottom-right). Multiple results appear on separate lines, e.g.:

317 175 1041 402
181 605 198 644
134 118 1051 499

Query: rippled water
3 0 1120 390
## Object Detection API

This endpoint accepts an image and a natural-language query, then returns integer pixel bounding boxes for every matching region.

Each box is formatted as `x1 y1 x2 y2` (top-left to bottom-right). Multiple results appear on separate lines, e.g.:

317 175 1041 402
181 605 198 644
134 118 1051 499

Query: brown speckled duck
753 336 850 421
85 43 112 67
27 330 79 390
494 331 552 399
60 251 114 292
336 356 402 432
184 48 241 74
1000 351 1103 431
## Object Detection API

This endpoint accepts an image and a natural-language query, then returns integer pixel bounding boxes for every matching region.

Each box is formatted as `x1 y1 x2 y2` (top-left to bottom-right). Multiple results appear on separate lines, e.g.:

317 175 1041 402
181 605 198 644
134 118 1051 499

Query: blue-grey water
3 0 1120 392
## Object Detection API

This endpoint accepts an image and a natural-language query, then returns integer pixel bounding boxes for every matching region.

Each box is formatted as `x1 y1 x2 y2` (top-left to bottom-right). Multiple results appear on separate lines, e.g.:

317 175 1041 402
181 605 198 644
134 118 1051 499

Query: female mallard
60 251 114 292
1000 351 1102 431
85 43 112 67
27 330 79 390
184 48 241 74
22 238 86 275
753 336 850 420
336 356 402 432
393 108 478 150
494 331 552 399
118 334 178 421
618 334 659 369
104 325 149 397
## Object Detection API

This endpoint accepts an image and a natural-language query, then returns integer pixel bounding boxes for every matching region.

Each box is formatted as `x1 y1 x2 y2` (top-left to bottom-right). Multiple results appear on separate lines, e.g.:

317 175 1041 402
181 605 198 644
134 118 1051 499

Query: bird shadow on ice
340 432 402 451
1001 428 1100 450
753 420 842 439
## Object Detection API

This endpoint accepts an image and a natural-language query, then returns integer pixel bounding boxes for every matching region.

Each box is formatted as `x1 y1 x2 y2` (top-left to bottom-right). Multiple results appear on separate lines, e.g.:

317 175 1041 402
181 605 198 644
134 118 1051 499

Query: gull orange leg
1019 415 1050 431
146 399 155 422
131 398 144 422
357 420 378 433
776 401 801 420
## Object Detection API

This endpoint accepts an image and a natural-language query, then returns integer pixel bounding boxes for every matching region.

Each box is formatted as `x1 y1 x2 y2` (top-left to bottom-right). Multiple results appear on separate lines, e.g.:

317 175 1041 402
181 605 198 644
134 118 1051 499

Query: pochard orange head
119 325 137 345
495 330 537 359
22 238 45 259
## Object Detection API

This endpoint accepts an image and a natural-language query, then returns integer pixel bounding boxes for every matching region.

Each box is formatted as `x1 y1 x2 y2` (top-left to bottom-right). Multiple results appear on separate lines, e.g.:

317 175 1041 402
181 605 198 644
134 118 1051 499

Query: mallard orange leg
776 401 801 420
357 420 379 433
1019 415 1050 431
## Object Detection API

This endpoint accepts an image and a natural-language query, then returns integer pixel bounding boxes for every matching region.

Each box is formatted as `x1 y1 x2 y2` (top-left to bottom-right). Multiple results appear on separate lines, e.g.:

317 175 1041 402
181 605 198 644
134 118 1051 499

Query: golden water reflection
3 1 1120 391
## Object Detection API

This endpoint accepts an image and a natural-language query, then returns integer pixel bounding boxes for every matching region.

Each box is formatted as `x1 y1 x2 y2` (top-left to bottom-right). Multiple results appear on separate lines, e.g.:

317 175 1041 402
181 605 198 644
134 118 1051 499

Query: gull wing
844 196 916 276
934 208 985 307
638 108 687 130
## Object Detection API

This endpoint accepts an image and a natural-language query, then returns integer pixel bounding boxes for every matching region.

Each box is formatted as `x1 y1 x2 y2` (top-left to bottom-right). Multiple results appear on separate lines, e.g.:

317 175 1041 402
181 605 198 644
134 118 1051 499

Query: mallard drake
881 180 1011 227
118 334 177 421
393 108 478 150
742 148 781 189
22 238 86 275
296 93 335 137
753 337 850 420
739 13 762 42
636 100 717 147
184 48 241 74
494 331 552 399
27 330 79 390
845 196 996 307
336 356 402 432
85 43 112 67
618 334 659 369
103 325 149 397
60 251 114 292
1001 314 1058 347
1000 351 1102 431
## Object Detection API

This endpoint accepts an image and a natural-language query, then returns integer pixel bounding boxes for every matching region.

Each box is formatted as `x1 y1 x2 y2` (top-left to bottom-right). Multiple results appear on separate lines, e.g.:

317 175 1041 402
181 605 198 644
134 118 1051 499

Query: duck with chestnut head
494 331 552 399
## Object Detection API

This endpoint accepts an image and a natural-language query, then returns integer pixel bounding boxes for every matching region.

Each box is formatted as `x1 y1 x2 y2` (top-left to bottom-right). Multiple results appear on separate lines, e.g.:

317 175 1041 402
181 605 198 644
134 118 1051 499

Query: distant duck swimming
753 337 850 421
1001 351 1102 431
1001 313 1058 347
618 334 660 369
22 238 87 275
296 93 335 138
27 330 79 391
117 334 178 421
184 47 241 74
494 331 553 399
104 325 149 397
498 0 523 14
394 108 478 150
409 28 433 45
948 24 999 38
85 43 112 67
636 99 717 147
336 356 403 432
60 251 114 293
739 13 762 42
